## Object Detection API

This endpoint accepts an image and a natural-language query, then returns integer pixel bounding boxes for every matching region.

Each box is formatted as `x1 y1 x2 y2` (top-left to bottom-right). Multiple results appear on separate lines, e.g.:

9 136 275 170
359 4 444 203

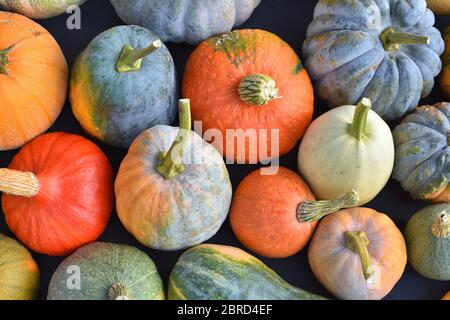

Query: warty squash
0 0 86 19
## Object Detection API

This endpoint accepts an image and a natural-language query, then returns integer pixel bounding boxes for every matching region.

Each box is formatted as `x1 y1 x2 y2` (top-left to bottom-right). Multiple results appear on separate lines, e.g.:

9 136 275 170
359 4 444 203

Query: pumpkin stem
380 27 429 51
0 47 11 75
156 99 191 180
431 211 450 238
116 40 162 73
345 231 375 281
297 190 360 222
348 98 371 140
238 74 281 106
108 283 129 300
0 168 39 197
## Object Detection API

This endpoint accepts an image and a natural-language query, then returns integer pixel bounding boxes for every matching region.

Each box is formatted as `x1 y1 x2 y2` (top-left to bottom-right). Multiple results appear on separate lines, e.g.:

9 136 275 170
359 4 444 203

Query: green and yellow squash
0 0 86 19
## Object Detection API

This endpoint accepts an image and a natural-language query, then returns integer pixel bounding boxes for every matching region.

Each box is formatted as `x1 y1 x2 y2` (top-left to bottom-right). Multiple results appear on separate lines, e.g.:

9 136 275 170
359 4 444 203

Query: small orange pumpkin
443 292 450 300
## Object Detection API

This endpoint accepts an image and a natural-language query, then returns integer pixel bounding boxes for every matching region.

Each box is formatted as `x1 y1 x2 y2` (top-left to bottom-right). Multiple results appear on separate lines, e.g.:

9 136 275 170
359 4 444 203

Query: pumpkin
0 12 68 151
0 132 114 256
115 99 232 251
183 29 314 162
440 26 450 98
308 208 407 300
392 103 450 202
427 0 450 15
168 244 326 300
298 98 394 206
404 204 450 281
0 233 39 300
110 0 262 45
0 0 86 19
303 0 444 120
70 25 178 149
443 292 450 300
230 167 359 258
47 242 164 300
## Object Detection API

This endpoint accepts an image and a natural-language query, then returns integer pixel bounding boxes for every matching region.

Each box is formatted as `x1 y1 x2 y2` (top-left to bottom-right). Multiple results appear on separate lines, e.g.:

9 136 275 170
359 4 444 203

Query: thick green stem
380 27 429 51
0 47 11 75
297 190 360 223
348 98 371 140
108 283 129 300
156 99 191 180
238 74 280 105
345 231 374 280
116 40 161 73
432 211 450 238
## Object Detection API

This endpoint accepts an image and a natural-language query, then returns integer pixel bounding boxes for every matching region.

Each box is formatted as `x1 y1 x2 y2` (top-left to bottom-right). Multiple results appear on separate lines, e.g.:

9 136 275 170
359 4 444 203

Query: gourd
183 29 314 162
168 244 326 300
427 0 450 15
0 234 39 300
440 27 450 98
0 0 85 19
230 167 359 258
47 242 164 300
308 208 407 300
110 0 262 45
115 99 232 251
404 204 450 281
443 292 450 300
70 25 178 148
393 103 450 202
0 132 114 256
298 98 394 206
303 0 444 120
0 12 68 151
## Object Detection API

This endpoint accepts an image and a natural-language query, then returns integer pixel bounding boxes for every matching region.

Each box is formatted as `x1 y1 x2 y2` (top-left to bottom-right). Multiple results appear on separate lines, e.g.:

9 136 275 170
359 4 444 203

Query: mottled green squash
0 0 86 19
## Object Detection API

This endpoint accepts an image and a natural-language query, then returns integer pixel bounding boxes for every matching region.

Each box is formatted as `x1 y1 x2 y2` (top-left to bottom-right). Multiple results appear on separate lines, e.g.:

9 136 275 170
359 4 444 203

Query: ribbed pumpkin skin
70 25 178 148
0 0 86 19
393 103 450 202
404 204 450 281
115 126 232 251
110 0 261 45
303 0 444 120
168 244 326 300
2 133 114 256
47 242 164 300
0 234 39 300
0 12 68 151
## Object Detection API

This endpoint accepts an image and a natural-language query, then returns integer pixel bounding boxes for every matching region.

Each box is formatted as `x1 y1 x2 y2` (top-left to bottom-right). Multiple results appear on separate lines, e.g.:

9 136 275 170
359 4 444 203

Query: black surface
0 0 449 300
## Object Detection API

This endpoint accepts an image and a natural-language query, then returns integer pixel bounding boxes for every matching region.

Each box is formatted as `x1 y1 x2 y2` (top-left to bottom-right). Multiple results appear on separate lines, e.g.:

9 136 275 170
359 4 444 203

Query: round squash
0 233 39 300
308 208 407 300
230 167 359 258
298 98 394 206
393 103 450 202
427 0 450 15
71 25 178 148
115 99 232 251
443 292 450 300
183 29 314 162
0 132 114 256
0 0 86 19
303 0 444 120
0 12 68 151
440 27 450 98
404 204 450 281
47 242 164 300
110 0 262 45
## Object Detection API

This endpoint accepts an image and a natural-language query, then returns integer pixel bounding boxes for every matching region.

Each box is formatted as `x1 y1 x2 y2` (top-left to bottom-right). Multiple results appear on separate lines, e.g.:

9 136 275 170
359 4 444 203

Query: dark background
1 0 449 300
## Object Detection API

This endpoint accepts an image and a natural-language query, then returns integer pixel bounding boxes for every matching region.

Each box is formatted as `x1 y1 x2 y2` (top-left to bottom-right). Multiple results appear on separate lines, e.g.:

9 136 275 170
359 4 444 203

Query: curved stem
108 283 129 300
432 211 450 238
116 40 161 73
0 168 39 197
345 231 374 280
297 190 360 223
0 47 11 75
238 74 281 105
380 27 429 51
156 99 192 180
348 98 371 140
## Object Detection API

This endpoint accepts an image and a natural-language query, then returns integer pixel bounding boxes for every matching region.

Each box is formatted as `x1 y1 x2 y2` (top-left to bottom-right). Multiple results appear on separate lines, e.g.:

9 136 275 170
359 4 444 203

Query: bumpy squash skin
168 244 326 300
70 25 178 148
0 234 39 300
0 0 86 19
110 0 261 44
303 0 444 120
440 27 450 98
47 242 164 300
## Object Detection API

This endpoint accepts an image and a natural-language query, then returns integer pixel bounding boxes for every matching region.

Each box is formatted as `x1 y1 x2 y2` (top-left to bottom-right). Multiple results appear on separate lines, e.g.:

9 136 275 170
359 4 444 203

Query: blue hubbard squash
0 0 86 19
110 0 262 45
303 0 444 120
115 99 232 251
70 25 178 148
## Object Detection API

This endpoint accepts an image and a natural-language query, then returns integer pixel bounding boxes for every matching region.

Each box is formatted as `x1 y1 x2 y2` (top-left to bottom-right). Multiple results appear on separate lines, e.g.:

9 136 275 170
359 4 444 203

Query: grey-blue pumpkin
109 0 262 45
303 0 444 120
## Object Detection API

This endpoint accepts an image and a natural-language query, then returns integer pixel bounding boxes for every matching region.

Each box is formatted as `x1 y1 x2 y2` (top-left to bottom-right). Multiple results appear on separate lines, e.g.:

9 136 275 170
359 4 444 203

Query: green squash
0 0 86 19
47 242 165 300
168 244 326 300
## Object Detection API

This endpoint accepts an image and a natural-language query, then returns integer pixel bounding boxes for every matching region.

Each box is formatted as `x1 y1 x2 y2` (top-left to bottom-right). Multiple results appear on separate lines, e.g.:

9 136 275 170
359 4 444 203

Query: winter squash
47 242 164 300
70 25 178 148
303 0 444 120
443 292 450 300
230 167 359 258
168 244 326 300
0 0 86 19
308 208 407 300
115 99 232 251
393 103 450 202
440 27 450 98
427 0 450 15
0 132 114 256
298 98 394 206
404 204 450 281
183 29 314 162
110 0 262 45
0 12 68 151
0 233 39 300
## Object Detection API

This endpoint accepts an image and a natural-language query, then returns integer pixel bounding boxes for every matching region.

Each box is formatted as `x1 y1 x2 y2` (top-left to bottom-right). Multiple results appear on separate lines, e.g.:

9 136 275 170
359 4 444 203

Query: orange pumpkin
182 29 314 162
0 12 68 151
443 292 450 300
